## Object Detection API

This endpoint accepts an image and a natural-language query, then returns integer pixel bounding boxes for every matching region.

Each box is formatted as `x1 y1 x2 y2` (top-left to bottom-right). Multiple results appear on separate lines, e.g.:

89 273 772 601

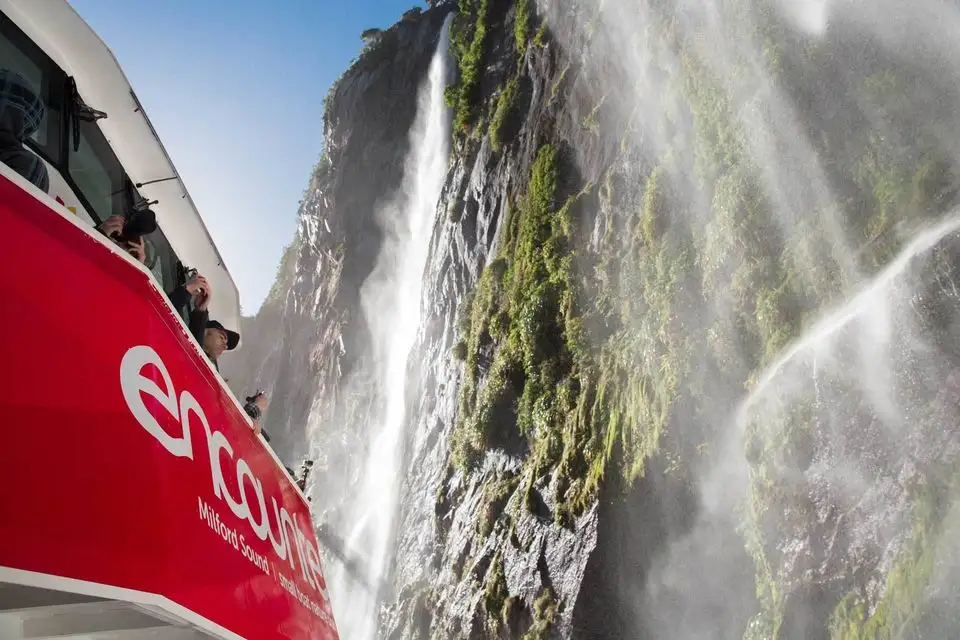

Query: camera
115 208 158 244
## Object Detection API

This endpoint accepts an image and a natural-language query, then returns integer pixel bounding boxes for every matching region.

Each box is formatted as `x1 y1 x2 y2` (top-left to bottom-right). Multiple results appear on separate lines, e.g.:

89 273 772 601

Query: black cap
206 319 240 351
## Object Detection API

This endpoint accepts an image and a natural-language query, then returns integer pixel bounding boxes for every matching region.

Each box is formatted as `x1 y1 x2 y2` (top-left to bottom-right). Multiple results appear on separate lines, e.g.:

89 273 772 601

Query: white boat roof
0 0 243 339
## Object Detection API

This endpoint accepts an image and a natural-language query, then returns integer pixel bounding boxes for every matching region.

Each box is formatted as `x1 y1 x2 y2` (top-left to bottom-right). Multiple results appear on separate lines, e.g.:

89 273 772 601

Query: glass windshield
68 120 126 223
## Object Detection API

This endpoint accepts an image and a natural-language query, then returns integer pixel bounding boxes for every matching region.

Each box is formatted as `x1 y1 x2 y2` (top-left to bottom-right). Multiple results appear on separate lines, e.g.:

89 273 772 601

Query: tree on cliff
360 28 382 43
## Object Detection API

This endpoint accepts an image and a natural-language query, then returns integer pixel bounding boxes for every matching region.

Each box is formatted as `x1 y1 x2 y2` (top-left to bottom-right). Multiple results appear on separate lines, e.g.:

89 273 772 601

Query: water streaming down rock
568 0 960 637
638 215 960 639
322 14 453 640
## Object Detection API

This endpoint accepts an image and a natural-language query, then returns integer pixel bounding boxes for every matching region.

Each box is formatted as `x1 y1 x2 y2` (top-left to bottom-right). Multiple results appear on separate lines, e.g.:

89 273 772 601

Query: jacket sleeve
167 285 191 312
188 308 209 346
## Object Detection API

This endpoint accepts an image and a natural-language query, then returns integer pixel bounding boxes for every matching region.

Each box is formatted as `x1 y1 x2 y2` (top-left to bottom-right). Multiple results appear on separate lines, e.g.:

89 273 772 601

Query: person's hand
195 284 212 311
185 274 212 310
98 215 125 238
125 237 146 264
251 421 262 436
185 273 207 295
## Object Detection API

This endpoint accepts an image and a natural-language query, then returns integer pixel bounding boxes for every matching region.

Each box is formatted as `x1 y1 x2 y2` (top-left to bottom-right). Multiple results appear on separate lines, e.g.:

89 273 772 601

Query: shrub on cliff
489 77 519 153
360 27 382 42
514 0 532 56
448 0 492 136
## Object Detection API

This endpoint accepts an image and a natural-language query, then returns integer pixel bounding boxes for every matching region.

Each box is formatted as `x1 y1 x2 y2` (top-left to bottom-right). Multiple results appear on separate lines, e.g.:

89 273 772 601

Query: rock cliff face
227 0 960 638
220 6 453 471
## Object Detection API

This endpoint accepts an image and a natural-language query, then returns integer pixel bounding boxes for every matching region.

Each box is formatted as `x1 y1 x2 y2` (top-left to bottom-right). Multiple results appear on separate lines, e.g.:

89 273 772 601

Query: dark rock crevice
571 464 700 640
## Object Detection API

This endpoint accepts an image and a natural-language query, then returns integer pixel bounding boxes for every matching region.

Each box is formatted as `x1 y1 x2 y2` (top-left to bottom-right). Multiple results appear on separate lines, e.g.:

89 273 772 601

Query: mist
554 0 960 636
642 214 960 638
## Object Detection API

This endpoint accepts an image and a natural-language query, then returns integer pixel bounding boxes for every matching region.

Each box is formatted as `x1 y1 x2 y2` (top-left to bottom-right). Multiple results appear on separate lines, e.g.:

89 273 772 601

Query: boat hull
0 170 339 640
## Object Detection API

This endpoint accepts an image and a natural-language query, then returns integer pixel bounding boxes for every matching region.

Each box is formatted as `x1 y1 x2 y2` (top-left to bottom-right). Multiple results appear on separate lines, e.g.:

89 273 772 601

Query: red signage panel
0 173 339 639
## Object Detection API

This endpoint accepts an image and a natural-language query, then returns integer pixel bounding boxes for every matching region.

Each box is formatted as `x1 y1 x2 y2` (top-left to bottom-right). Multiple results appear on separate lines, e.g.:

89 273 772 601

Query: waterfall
324 14 453 640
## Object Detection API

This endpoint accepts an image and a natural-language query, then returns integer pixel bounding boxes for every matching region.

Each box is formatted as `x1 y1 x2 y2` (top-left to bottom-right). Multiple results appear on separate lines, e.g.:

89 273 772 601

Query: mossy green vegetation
501 595 521 631
483 553 509 632
583 97 605 133
826 479 955 640
477 472 520 538
448 0 493 136
448 0 536 140
550 64 569 102
522 588 559 639
451 142 676 523
724 47 955 640
740 398 820 638
533 22 548 48
452 146 564 472
514 0 532 57
489 77 519 153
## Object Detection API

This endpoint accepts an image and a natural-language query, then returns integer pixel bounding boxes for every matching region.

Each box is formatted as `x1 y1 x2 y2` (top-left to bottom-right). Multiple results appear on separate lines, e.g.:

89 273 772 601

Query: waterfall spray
539 0 960 635
643 214 960 639
325 14 453 640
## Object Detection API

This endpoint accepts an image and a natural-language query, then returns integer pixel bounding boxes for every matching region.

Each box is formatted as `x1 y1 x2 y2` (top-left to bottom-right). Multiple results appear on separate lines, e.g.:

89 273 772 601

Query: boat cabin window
146 226 181 294
0 13 63 166
69 119 127 222
1 9 125 224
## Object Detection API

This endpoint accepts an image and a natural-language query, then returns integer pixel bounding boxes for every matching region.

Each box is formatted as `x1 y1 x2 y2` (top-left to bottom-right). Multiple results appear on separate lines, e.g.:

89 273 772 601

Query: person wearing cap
0 68 49 191
168 271 213 347
202 319 239 370
166 269 239 367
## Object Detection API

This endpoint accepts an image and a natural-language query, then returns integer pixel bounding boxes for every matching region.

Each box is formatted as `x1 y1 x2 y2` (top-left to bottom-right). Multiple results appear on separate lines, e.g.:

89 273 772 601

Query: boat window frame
1 9 110 226
0 11 66 170
3 11 141 221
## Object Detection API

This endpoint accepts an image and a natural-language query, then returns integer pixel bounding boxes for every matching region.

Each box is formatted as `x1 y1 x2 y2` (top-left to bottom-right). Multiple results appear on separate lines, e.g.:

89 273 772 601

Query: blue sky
68 0 425 314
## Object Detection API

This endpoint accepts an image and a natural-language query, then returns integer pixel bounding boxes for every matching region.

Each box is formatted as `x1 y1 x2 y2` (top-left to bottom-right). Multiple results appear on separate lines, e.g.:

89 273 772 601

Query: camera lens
118 209 158 242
